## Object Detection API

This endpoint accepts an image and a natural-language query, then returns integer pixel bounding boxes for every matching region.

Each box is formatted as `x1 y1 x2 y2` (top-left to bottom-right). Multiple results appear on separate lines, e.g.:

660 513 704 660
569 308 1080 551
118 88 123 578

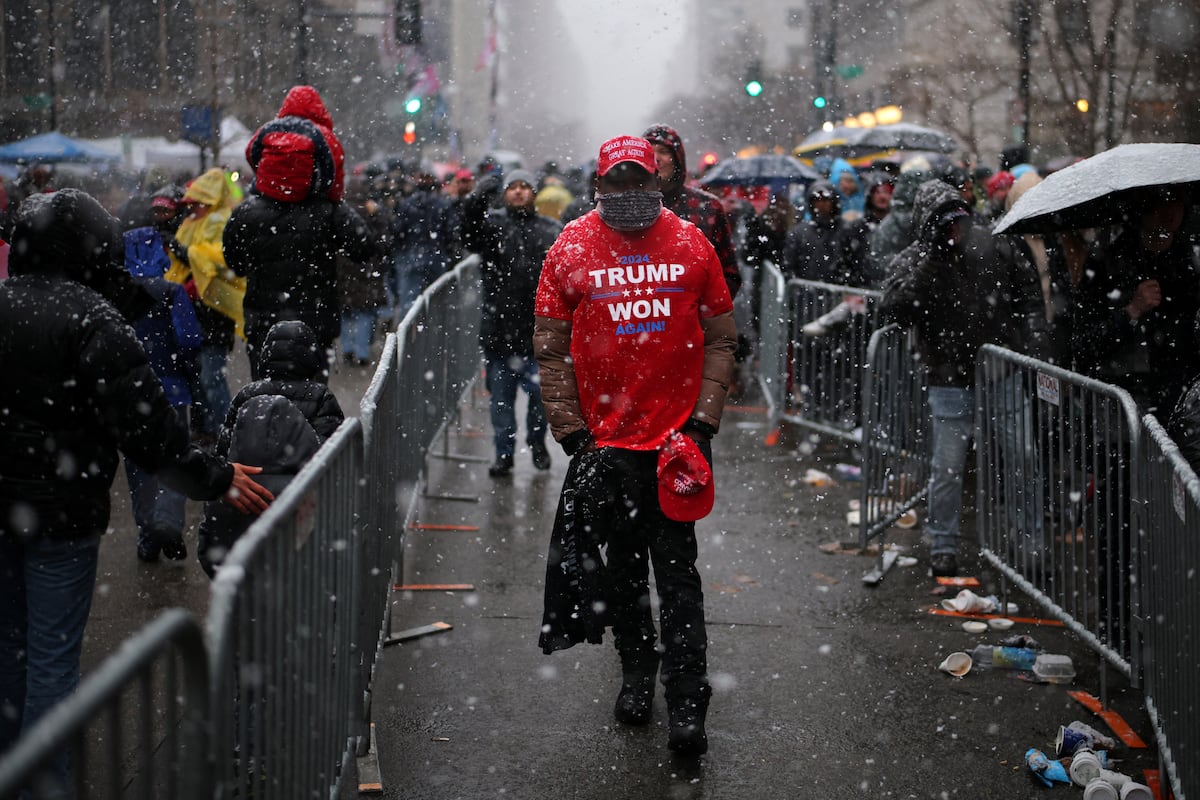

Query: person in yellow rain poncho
164 168 244 447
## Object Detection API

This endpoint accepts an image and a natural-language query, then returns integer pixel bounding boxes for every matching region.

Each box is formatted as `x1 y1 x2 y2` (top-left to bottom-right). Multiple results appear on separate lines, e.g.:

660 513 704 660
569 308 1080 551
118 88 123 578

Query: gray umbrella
698 154 819 188
848 123 958 153
994 142 1200 235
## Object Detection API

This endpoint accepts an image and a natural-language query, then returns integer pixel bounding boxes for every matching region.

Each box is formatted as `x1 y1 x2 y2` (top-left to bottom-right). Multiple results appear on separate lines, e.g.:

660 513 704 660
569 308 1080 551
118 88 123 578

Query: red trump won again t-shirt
535 208 733 451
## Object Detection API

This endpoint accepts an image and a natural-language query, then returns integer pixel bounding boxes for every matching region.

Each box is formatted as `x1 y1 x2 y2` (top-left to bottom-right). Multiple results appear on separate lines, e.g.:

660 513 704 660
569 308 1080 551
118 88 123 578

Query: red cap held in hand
657 430 714 522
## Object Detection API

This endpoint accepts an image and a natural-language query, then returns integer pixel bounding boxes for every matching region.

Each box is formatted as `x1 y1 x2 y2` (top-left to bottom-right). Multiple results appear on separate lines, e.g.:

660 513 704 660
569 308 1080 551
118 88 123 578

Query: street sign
181 105 219 146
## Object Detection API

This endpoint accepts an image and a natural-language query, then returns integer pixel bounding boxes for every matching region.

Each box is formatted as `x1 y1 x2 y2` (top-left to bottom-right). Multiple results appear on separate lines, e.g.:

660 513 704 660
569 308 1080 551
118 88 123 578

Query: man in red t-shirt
534 135 737 757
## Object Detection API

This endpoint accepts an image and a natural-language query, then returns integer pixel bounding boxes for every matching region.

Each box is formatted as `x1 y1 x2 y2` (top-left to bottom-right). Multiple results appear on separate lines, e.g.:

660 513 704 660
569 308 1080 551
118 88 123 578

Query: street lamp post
1015 0 1034 151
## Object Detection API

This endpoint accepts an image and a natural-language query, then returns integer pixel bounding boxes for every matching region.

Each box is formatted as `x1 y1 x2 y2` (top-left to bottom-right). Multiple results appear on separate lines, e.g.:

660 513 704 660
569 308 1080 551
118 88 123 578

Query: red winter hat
986 171 1015 200
596 136 657 177
657 431 715 522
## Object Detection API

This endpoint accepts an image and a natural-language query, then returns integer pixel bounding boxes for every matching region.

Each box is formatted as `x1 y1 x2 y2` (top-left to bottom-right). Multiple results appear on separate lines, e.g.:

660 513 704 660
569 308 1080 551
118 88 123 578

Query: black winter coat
223 194 376 346
880 180 1042 387
463 196 561 358
199 394 321 577
1071 227 1200 416
0 274 232 540
1168 377 1200 476
217 320 345 455
783 215 872 287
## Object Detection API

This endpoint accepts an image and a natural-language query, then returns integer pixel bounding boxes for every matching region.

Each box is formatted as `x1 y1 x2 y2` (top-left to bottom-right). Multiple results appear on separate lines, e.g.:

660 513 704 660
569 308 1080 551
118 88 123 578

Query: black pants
592 448 710 698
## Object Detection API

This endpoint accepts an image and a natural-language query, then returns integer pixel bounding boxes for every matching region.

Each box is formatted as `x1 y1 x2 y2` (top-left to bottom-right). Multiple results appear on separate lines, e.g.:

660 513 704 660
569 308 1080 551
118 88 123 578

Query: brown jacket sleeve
693 310 738 432
533 315 588 442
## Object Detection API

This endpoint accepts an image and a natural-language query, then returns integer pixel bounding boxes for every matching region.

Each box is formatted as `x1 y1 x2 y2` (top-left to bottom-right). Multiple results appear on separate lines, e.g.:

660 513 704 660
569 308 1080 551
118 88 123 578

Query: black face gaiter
595 190 663 231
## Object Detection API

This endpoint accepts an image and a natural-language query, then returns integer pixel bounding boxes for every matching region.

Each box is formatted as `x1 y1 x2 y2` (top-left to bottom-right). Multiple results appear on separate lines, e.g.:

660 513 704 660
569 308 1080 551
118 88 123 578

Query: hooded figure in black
0 189 271 782
197 320 341 576
783 180 873 287
218 319 345 453
881 179 1041 578
1072 189 1200 417
197 394 320 577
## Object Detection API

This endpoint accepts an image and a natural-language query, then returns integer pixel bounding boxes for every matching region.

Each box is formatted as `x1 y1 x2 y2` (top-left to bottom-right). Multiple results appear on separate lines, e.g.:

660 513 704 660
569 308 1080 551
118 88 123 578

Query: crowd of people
1 84 1197 776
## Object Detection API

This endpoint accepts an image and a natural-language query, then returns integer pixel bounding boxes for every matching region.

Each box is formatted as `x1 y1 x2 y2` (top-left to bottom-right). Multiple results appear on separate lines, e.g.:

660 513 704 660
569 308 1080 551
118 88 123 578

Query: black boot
666 683 711 756
613 673 655 726
531 440 551 471
488 454 513 477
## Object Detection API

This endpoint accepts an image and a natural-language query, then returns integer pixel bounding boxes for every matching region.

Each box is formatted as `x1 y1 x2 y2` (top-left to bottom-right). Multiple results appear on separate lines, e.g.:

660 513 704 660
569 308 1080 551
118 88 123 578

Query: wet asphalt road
90 348 1161 799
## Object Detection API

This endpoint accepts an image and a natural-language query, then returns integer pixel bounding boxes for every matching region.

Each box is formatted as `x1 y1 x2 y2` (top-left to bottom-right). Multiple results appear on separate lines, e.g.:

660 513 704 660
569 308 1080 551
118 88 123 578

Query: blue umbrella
0 131 120 163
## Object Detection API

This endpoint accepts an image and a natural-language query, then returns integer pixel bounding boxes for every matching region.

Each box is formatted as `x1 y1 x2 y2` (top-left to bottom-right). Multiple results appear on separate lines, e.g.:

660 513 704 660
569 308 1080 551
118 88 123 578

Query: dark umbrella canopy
993 143 1200 235
848 123 957 153
699 154 819 188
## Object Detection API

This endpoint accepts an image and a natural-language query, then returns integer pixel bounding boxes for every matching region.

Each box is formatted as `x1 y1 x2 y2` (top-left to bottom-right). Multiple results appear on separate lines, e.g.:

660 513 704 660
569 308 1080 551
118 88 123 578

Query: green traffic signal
405 97 422 114
745 80 763 97
813 96 827 109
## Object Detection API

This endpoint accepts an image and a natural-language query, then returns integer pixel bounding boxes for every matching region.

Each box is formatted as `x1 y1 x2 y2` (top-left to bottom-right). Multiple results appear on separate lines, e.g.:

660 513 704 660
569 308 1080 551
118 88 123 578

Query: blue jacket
124 227 204 406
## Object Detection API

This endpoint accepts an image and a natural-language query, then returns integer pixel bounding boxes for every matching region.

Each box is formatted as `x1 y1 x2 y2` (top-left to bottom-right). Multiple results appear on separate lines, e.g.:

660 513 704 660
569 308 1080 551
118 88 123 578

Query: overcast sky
556 1 691 147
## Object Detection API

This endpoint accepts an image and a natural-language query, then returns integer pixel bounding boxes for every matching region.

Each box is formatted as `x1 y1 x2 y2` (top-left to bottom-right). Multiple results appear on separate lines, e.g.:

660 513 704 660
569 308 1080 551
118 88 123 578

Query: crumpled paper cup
941 589 998 614
938 651 973 677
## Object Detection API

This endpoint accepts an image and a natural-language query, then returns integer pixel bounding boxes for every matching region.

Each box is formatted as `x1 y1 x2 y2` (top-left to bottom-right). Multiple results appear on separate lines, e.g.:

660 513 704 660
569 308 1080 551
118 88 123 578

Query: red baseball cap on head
596 136 658 177
657 431 715 522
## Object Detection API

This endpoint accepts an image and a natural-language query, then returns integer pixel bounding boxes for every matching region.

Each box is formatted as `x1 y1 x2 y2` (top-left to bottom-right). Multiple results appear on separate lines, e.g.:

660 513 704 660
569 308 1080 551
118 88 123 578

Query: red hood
278 85 334 130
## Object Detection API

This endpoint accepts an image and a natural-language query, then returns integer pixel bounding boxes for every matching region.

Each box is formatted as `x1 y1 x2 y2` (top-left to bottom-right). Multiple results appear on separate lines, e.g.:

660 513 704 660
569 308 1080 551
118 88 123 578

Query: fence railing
756 260 788 426
781 279 883 441
975 345 1143 690
1138 415 1200 800
0 256 482 799
0 609 210 800
857 323 932 582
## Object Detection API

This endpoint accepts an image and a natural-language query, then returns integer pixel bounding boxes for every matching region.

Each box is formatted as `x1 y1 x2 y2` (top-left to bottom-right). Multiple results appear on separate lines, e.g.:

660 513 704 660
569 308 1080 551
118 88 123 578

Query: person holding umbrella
1072 186 1200 416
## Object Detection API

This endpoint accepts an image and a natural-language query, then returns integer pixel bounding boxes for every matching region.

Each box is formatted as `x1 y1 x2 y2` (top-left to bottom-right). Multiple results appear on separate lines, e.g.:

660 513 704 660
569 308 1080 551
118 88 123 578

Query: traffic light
395 0 421 45
405 96 422 114
403 121 417 145
744 60 763 97
813 96 827 109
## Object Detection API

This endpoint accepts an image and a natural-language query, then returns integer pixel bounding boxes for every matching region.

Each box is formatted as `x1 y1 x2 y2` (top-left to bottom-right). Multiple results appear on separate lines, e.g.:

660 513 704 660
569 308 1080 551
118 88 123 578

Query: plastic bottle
970 644 1038 670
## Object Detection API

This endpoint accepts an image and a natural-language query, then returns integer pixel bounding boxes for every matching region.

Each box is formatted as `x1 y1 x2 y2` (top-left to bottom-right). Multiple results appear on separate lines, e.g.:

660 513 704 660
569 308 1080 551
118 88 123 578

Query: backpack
246 116 335 203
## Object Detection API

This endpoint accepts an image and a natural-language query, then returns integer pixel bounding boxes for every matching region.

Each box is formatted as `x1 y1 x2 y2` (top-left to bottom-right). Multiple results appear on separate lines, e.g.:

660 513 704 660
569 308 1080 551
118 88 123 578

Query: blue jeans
124 457 187 554
340 311 374 360
0 533 102 792
193 345 232 436
927 386 975 557
393 249 447 320
485 355 547 459
996 373 1044 545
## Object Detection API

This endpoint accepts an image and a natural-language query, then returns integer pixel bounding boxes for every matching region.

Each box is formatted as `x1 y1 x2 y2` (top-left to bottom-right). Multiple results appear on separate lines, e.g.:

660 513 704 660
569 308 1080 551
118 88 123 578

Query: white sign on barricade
1036 372 1060 406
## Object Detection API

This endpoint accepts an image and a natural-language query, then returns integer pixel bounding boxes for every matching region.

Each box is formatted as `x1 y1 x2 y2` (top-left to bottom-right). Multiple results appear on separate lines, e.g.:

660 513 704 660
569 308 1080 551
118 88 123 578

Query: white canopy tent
89 116 254 176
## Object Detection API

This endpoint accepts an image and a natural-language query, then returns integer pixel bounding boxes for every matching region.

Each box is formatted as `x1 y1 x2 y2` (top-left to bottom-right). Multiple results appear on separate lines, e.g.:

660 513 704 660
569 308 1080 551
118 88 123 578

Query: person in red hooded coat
245 85 346 203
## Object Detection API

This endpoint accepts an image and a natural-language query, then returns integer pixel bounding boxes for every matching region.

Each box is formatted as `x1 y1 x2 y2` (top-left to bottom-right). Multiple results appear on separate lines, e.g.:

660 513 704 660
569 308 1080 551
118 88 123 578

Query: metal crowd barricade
858 323 932 583
0 609 210 800
393 255 483 502
782 279 882 441
757 260 788 426
1138 416 1199 800
355 331 401 762
974 345 1142 691
206 420 364 800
